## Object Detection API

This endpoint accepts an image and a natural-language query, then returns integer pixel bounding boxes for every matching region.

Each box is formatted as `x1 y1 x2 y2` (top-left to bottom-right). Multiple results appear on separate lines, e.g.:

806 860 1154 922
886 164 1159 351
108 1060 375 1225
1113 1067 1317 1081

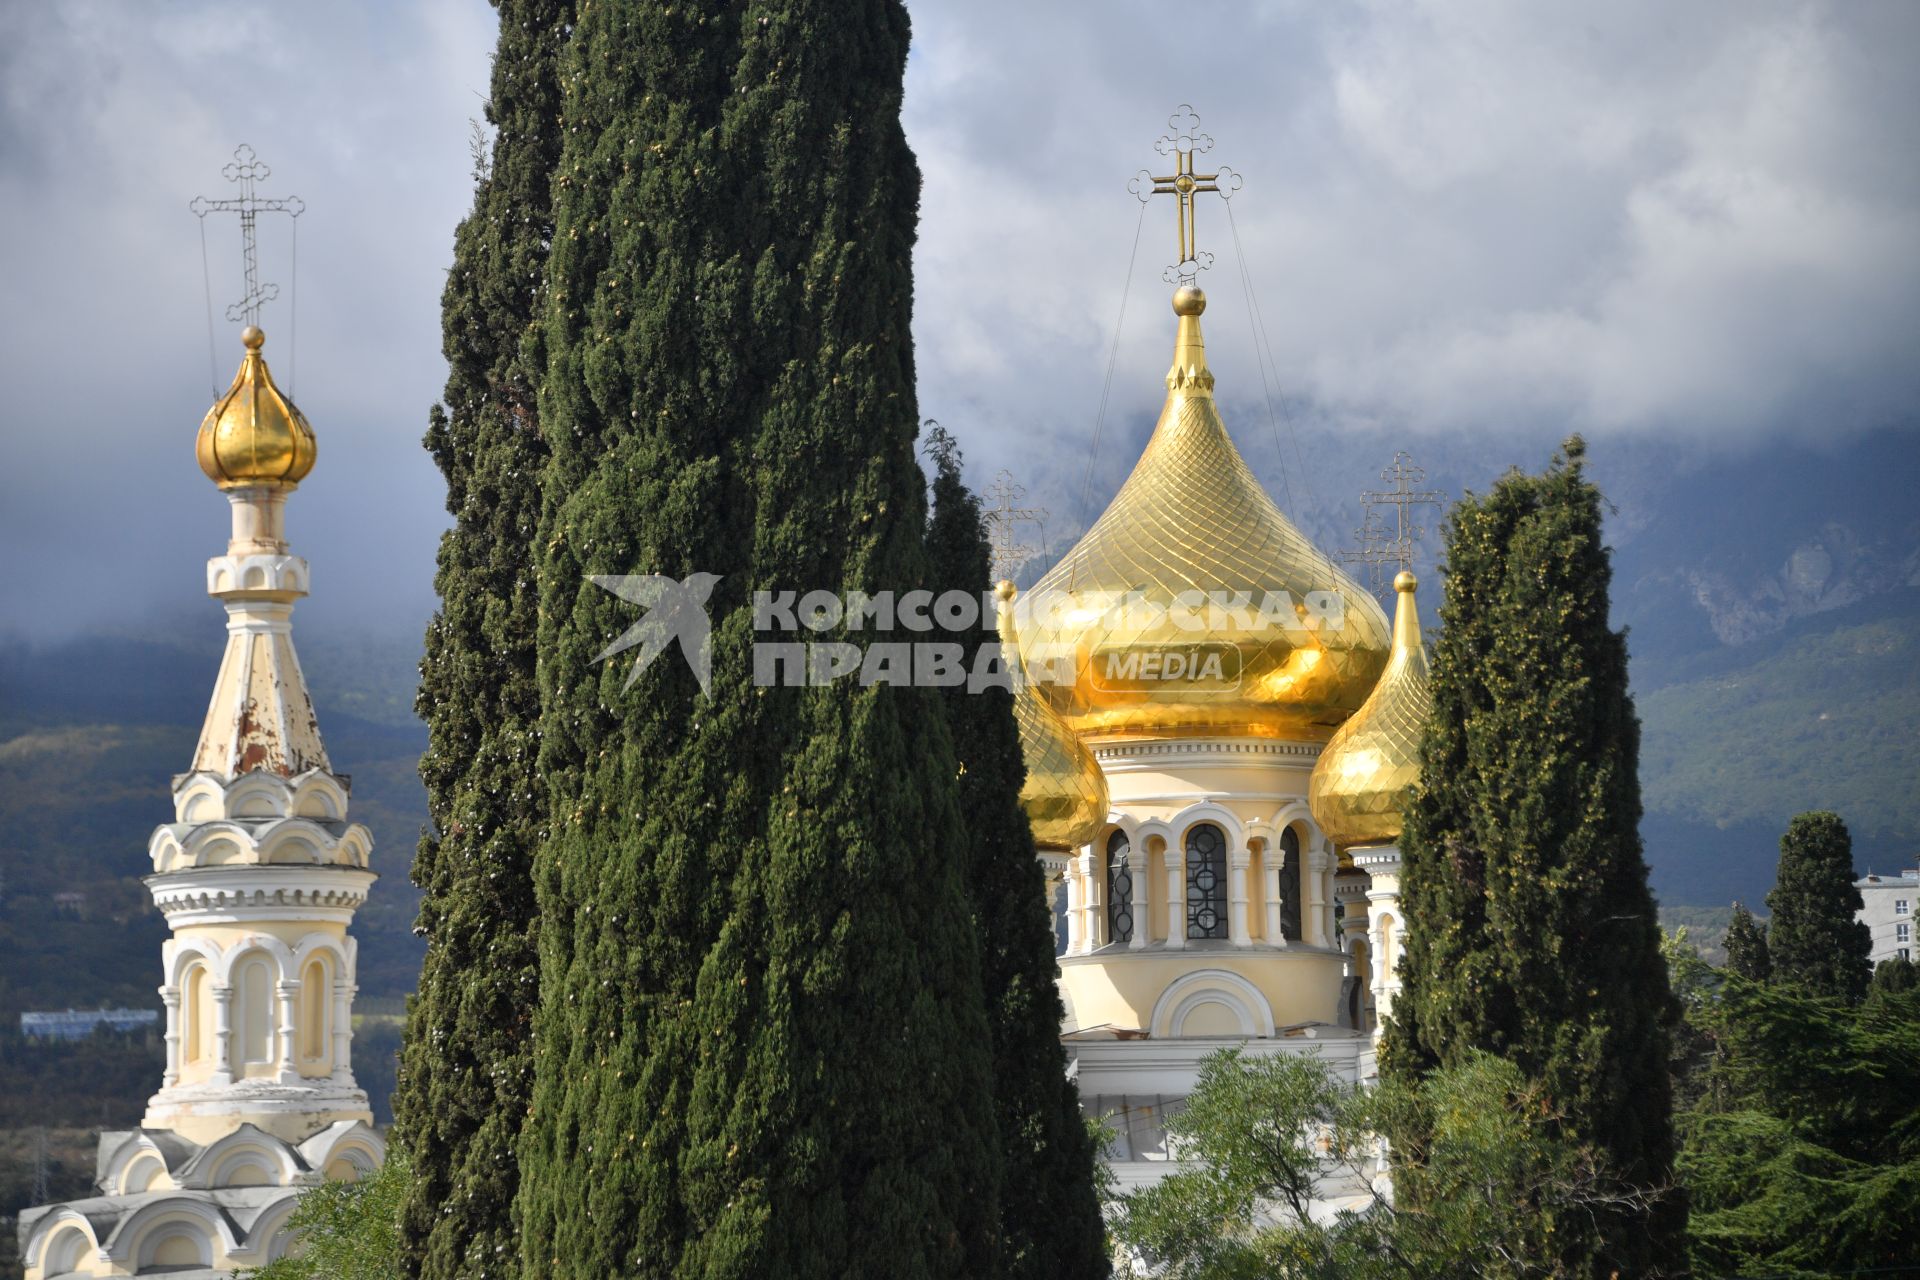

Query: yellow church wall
1058 947 1347 1034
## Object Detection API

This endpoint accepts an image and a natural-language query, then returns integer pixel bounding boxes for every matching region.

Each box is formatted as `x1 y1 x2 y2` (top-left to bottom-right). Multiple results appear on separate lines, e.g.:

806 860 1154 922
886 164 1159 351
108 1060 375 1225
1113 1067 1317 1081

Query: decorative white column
1129 843 1150 951
160 988 181 1087
330 979 354 1084
211 987 235 1085
1165 844 1185 950
1306 846 1332 947
1064 864 1084 956
275 980 301 1081
1079 850 1103 951
1228 847 1252 946
1356 847 1404 1042
1263 853 1284 946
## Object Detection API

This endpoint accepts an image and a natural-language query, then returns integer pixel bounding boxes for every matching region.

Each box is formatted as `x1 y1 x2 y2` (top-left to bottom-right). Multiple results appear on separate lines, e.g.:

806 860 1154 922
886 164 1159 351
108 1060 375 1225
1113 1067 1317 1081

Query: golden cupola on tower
1308 570 1432 849
196 325 317 489
1015 286 1390 741
996 582 1109 849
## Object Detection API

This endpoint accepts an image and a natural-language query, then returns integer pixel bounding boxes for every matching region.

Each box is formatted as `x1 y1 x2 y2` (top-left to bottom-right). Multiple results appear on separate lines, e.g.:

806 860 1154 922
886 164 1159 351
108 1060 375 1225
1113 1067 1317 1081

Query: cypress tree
394 5 571 1275
923 426 1109 1280
1723 901 1771 982
1765 810 1871 1002
1871 956 1919 995
1385 437 1685 1273
513 5 1001 1276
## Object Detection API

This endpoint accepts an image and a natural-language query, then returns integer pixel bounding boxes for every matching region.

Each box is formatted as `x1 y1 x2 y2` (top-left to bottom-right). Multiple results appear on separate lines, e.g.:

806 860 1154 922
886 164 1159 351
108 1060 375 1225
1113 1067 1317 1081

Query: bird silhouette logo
588 572 722 695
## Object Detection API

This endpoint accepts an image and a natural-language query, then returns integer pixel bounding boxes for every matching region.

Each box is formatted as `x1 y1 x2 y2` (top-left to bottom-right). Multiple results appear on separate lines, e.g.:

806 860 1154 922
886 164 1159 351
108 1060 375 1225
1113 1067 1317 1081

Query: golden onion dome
997 581 1110 850
196 326 317 489
1308 570 1432 850
1015 287 1389 740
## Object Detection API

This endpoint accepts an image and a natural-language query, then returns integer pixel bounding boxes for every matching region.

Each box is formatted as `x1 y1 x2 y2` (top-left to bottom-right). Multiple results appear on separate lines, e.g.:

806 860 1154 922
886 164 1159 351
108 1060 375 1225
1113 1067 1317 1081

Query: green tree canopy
1385 437 1683 1272
394 3 571 1275
1723 901 1772 983
923 425 1109 1279
1766 811 1871 1002
511 4 1005 1276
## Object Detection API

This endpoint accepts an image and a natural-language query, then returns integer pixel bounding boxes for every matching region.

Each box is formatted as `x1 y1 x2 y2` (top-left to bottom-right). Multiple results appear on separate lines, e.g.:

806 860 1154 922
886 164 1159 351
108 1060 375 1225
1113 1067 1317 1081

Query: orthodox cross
190 144 304 326
1129 105 1242 284
1338 452 1447 591
984 471 1048 583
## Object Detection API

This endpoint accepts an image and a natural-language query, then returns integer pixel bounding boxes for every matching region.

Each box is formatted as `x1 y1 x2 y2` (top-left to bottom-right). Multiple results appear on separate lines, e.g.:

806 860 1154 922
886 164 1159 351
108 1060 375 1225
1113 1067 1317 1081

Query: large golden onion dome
997 582 1110 850
1308 570 1431 849
1015 287 1389 740
196 326 317 489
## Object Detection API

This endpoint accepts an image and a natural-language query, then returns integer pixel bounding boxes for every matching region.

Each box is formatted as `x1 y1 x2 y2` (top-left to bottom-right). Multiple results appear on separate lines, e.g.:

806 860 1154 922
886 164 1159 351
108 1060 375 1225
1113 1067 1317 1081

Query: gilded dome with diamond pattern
1014 287 1389 741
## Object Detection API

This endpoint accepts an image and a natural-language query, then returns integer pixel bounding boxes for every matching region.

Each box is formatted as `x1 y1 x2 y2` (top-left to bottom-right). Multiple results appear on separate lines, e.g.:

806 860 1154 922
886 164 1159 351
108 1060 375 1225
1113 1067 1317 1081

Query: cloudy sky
3 0 1916 642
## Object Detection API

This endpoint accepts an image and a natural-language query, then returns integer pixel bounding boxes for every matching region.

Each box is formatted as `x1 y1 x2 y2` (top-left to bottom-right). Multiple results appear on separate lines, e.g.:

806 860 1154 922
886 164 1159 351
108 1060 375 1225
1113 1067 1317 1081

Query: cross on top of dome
1129 105 1243 284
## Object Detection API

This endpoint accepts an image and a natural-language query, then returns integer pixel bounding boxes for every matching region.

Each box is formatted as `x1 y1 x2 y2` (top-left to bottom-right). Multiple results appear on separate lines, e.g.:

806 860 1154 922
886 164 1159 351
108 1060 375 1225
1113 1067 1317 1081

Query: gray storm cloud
2 0 1916 638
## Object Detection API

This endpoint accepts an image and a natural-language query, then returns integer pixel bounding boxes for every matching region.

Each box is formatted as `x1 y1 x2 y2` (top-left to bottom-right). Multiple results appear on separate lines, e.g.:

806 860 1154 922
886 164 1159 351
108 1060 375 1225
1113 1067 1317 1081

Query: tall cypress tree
513 5 1001 1276
1724 901 1771 982
1385 437 1684 1273
923 426 1109 1280
394 5 571 1275
1765 810 1870 1002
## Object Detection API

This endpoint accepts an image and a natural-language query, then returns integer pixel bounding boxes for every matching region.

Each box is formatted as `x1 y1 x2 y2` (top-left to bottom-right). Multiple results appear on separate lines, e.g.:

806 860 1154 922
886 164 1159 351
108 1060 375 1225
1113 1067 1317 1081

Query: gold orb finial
196 327 317 490
1172 284 1207 316
1395 570 1417 593
995 579 1018 604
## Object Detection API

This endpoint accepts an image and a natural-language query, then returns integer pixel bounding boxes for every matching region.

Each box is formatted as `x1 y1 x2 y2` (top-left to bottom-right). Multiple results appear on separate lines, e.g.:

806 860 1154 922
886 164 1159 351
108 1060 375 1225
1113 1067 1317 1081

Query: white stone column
330 980 354 1084
1077 850 1102 951
1128 843 1150 951
1306 847 1333 947
275 980 301 1081
211 987 235 1085
1064 865 1084 956
1228 847 1252 946
1263 854 1284 946
160 988 181 1087
1358 847 1404 1042
1165 843 1186 951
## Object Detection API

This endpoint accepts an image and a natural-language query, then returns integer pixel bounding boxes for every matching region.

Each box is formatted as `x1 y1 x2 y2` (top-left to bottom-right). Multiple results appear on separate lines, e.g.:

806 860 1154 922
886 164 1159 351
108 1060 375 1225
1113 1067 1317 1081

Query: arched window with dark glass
1279 826 1302 942
1185 823 1228 940
1106 829 1135 945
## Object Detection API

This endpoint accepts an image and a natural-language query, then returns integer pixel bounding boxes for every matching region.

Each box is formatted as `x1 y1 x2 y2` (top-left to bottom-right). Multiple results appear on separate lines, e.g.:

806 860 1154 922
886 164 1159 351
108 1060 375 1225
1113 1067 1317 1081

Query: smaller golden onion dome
997 581 1110 850
197 326 317 489
1308 570 1432 850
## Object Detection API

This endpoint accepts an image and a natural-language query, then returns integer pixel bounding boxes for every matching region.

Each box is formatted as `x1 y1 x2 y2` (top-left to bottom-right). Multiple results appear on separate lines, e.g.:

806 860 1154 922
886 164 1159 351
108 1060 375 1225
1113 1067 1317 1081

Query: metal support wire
1073 198 1149 592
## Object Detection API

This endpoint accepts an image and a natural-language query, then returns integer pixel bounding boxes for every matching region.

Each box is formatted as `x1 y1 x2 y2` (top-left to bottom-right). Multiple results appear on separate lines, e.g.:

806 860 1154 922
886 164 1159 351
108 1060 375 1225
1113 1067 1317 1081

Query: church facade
17 328 383 1279
999 278 1433 1196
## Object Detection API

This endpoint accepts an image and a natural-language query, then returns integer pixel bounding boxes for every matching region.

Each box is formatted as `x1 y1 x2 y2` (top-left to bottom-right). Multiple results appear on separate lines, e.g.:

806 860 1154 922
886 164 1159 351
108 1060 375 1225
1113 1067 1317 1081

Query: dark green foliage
923 425 1109 1279
1766 810 1871 1002
1677 980 1920 1275
248 1148 413 1280
513 4 1001 1275
1384 437 1684 1274
1873 955 1919 994
394 4 571 1275
1723 901 1771 982
1114 1047 1665 1280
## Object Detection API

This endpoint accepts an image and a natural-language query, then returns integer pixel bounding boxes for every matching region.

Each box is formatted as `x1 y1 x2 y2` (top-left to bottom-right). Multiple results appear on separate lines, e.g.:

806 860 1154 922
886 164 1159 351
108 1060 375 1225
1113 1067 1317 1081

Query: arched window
237 957 272 1065
1106 830 1135 945
1279 826 1302 942
299 957 329 1064
1185 823 1228 940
